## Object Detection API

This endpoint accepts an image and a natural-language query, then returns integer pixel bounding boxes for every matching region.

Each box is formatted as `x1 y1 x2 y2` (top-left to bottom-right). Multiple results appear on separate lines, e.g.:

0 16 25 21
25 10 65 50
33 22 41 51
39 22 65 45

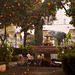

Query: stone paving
0 62 65 75
0 67 65 75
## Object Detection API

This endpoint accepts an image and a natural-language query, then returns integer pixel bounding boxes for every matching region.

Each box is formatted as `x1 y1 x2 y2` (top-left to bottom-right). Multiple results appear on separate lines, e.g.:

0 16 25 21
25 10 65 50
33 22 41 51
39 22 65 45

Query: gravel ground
0 67 65 75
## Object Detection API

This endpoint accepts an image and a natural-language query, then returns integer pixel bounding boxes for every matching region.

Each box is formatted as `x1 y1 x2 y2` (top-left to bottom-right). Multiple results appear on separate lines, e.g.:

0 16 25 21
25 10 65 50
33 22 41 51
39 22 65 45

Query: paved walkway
0 62 65 75
0 67 65 75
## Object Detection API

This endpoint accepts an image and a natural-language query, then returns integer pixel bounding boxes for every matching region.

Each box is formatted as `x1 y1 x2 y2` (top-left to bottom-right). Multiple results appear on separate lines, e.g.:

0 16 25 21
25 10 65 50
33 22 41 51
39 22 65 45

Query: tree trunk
4 25 7 42
58 41 61 45
24 30 27 47
0 24 7 43
6 63 9 70
34 23 43 45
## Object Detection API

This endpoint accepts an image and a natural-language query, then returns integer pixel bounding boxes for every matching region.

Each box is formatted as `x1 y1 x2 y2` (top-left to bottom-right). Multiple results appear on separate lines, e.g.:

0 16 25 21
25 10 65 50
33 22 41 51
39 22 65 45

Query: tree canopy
0 0 75 46
0 0 75 28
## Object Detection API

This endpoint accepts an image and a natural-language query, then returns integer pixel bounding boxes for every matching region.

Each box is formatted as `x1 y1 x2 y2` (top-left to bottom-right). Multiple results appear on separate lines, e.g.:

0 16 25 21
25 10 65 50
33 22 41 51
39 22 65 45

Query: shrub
26 40 35 45
57 43 75 75
62 53 75 75
13 45 35 57
21 45 35 57
0 41 13 64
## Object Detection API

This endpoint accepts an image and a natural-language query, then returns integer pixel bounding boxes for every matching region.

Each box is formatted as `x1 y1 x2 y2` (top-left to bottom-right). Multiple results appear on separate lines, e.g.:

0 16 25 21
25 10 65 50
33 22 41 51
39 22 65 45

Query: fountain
42 34 53 46
33 34 58 65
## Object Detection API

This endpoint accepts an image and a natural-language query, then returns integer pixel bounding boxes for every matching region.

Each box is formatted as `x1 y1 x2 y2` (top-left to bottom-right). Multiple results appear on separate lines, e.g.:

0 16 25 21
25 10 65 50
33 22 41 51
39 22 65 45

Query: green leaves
60 43 75 75
64 31 71 44
57 46 63 59
18 44 35 57
0 41 13 64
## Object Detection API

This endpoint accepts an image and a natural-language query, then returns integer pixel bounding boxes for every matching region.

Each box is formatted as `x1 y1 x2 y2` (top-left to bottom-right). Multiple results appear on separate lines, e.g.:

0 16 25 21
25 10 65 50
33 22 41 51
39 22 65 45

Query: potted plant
0 41 13 72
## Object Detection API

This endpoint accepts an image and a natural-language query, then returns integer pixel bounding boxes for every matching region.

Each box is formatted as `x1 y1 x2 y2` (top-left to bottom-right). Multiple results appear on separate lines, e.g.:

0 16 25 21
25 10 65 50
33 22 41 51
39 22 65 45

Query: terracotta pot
0 62 6 72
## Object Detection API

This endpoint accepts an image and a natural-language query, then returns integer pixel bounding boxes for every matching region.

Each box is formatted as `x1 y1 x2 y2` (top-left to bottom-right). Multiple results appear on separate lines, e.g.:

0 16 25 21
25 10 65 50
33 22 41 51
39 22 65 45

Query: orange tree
0 0 8 42
1 0 74 47
8 0 57 46
35 0 75 45
11 0 36 47
44 0 75 26
0 0 36 46
31 0 57 45
0 0 57 46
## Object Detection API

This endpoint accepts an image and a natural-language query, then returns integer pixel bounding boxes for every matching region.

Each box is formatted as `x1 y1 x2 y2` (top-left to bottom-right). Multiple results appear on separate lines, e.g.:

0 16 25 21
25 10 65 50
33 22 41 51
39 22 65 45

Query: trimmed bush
57 43 75 75
62 53 75 75
13 45 35 57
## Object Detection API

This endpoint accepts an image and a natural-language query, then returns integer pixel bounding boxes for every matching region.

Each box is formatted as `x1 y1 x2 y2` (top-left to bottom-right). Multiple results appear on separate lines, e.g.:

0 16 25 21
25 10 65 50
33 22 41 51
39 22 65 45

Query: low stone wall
13 46 58 55
33 46 58 54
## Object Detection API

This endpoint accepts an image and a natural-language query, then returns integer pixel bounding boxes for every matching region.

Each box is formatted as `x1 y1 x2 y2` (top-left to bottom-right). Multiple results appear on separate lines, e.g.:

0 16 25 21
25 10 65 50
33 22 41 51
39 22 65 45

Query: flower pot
0 62 6 72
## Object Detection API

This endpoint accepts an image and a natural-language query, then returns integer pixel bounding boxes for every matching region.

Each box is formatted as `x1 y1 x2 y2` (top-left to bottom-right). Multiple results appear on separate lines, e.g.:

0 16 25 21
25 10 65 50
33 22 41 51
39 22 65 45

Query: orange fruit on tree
6 7 8 9
10 14 11 16
12 5 14 8
4 4 6 7
53 70 55 73
47 3 51 6
24 72 26 74
27 69 29 71
39 2 41 4
0 15 3 17
18 3 20 6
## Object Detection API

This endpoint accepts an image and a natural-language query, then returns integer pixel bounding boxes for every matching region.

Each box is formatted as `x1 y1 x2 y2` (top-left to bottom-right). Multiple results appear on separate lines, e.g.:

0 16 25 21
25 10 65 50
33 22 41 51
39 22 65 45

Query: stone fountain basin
33 46 58 54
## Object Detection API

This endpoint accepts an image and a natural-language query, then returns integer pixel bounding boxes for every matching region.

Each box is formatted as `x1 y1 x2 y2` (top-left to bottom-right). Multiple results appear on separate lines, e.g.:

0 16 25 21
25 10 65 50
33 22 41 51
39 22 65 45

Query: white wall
54 9 71 25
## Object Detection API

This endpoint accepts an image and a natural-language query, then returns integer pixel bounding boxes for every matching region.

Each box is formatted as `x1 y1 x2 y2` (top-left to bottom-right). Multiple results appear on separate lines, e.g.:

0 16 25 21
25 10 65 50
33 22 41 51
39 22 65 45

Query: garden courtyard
0 0 75 75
